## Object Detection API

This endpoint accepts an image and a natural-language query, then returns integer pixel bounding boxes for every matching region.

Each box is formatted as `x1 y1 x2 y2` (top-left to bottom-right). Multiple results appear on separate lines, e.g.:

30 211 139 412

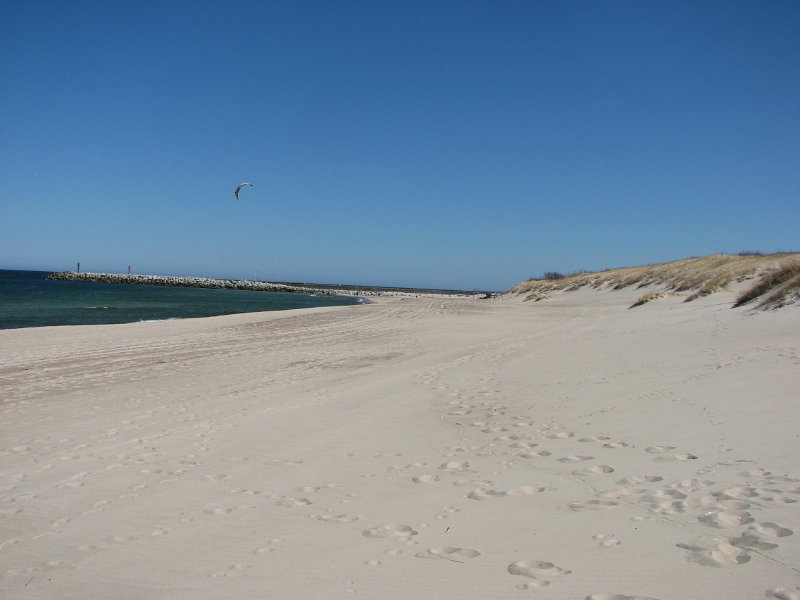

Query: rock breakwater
47 272 335 295
46 272 478 298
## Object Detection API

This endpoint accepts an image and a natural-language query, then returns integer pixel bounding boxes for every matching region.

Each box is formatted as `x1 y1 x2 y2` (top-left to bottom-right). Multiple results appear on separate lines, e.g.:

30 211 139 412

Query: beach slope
1 289 798 599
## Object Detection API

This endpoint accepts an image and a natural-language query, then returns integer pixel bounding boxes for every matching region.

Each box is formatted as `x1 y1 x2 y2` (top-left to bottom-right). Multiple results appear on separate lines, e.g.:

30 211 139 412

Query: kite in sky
235 182 254 200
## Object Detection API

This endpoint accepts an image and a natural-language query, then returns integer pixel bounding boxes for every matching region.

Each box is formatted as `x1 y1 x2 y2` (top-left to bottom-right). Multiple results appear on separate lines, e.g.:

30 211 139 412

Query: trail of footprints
406 358 799 593
2 342 796 596
2 439 795 595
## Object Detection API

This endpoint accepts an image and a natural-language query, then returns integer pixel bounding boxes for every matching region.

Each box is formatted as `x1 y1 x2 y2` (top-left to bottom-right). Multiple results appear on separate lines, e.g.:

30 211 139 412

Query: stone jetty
46 272 481 298
47 272 337 295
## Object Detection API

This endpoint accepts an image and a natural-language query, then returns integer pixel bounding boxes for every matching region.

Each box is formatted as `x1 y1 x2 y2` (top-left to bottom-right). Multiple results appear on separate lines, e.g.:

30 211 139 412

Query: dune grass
629 291 665 309
734 262 800 309
511 252 800 308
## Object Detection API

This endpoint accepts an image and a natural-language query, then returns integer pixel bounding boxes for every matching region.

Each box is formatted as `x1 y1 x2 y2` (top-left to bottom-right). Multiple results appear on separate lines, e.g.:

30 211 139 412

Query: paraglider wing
234 182 254 200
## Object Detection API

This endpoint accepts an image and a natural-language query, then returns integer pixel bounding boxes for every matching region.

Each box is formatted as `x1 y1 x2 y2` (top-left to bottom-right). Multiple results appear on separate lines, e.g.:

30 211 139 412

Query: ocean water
0 270 361 330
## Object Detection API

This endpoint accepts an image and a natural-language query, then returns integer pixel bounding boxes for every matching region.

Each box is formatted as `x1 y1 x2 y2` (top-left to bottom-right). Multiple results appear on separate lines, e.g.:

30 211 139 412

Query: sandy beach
1 287 799 599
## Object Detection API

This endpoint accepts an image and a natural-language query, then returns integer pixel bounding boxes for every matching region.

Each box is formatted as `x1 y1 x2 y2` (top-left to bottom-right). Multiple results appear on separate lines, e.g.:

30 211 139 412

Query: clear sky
1 1 798 290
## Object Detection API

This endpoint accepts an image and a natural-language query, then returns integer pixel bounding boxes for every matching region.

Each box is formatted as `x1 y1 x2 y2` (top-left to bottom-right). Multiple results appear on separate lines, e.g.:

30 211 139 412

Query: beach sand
1 289 798 599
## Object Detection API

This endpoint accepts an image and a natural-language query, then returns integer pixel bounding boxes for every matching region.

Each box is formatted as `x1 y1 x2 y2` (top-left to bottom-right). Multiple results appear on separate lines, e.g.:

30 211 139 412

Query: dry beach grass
1 256 799 599
512 252 800 309
733 261 800 309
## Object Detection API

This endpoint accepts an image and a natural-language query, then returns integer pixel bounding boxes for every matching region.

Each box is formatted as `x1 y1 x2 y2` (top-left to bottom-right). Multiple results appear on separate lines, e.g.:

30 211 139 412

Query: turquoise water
0 270 361 329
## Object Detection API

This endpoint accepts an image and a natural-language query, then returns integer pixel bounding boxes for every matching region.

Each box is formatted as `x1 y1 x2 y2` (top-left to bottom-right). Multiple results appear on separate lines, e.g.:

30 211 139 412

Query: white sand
1 290 799 599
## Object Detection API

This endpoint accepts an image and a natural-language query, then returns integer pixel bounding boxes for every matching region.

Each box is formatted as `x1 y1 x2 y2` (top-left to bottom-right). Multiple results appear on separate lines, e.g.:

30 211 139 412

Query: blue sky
1 0 798 290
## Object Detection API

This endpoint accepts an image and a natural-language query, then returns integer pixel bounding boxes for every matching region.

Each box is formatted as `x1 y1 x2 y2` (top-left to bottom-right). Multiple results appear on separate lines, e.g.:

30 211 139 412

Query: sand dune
512 252 800 309
1 286 798 599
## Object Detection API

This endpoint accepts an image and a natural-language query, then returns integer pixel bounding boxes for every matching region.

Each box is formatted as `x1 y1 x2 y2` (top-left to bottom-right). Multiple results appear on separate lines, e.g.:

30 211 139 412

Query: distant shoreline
47 271 493 298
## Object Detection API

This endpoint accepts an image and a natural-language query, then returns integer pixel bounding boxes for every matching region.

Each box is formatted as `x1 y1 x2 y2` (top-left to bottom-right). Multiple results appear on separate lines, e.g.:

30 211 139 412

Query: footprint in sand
439 461 474 474
520 450 552 458
509 440 539 449
673 453 698 461
714 485 760 500
698 508 754 528
463 489 496 501
744 470 800 483
412 474 440 484
57 480 84 490
297 484 337 493
389 462 427 474
467 485 546 500
436 505 460 520
602 441 630 449
208 563 251 578
362 524 417 540
229 488 261 496
592 534 621 547
506 485 547 496
585 465 615 474
310 513 359 523
729 531 779 551
766 586 800 600
654 452 698 462
558 455 595 463
644 446 675 454
204 504 256 515
253 538 284 555
415 547 481 562
669 478 714 491
586 595 661 600
547 432 575 440
676 538 752 566
508 559 571 589
754 522 794 538
50 517 71 530
646 488 688 501
0 539 19 551
453 479 493 488
568 499 618 511
106 534 139 544
275 497 312 507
